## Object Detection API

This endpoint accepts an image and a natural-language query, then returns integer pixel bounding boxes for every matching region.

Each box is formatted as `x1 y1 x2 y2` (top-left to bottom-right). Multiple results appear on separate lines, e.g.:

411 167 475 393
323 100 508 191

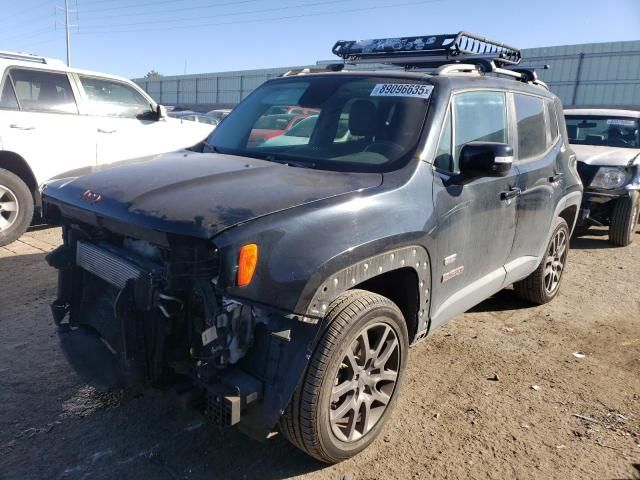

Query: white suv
0 51 214 246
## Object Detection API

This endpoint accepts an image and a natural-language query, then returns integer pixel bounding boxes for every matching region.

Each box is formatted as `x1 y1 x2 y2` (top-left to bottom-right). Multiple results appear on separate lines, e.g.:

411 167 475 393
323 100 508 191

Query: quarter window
0 79 18 110
9 69 77 114
546 100 559 146
451 91 507 172
434 107 452 171
79 76 153 118
514 94 546 160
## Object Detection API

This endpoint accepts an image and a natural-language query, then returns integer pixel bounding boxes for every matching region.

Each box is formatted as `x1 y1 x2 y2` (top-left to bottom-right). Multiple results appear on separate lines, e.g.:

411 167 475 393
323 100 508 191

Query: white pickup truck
565 107 640 246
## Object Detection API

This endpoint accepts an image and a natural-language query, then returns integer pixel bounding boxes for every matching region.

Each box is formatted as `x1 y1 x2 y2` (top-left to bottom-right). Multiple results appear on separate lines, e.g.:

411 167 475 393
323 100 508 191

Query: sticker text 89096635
370 83 434 99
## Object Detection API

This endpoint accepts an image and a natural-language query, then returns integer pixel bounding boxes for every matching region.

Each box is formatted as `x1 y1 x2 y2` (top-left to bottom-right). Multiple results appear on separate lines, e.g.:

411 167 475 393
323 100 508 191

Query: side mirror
459 142 513 178
156 104 168 120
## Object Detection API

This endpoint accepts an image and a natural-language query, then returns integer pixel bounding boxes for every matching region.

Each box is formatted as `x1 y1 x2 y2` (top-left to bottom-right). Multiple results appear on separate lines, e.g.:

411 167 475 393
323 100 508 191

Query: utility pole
64 0 70 66
56 0 76 66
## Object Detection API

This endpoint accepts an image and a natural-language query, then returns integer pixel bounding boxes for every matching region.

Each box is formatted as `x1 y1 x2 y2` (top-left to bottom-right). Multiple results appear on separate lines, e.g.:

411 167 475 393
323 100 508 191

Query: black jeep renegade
42 33 582 462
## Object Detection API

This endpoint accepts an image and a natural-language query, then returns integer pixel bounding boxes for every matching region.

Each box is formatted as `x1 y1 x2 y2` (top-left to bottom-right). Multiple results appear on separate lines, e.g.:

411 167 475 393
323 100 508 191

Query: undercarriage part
204 370 263 426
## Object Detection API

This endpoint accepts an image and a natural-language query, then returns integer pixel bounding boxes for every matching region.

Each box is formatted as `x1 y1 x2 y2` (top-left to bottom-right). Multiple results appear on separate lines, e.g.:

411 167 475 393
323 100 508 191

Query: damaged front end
46 222 319 439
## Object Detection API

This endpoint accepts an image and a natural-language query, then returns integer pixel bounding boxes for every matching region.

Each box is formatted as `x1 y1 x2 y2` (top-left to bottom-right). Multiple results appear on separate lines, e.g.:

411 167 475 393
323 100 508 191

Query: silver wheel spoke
332 380 357 402
374 337 398 369
0 201 17 212
0 215 9 230
369 370 398 385
331 395 356 422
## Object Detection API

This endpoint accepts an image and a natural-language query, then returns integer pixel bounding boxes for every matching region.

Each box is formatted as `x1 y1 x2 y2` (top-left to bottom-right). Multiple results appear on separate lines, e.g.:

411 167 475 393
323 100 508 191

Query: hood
571 144 640 167
43 151 382 239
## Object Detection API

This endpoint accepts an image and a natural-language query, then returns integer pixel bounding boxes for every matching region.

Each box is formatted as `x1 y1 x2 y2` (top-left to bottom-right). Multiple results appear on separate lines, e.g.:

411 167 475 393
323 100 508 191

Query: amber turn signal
237 244 258 287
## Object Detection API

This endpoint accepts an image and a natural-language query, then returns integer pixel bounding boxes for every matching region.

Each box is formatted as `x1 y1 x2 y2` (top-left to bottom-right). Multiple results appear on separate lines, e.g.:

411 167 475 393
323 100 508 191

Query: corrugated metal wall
521 40 640 107
133 40 640 109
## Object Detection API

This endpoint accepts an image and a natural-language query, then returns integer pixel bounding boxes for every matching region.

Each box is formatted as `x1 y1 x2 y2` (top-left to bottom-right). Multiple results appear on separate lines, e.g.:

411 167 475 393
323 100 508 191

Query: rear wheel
514 217 569 305
0 168 33 247
609 194 638 247
279 289 408 463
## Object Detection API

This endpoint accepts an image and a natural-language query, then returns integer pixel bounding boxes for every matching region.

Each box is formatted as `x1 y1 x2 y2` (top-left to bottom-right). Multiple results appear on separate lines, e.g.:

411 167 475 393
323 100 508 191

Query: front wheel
514 217 569 305
0 168 34 247
279 289 408 463
609 194 638 247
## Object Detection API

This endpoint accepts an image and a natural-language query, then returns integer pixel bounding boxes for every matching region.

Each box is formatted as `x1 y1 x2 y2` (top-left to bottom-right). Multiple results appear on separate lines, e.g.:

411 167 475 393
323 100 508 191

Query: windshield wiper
265 155 316 169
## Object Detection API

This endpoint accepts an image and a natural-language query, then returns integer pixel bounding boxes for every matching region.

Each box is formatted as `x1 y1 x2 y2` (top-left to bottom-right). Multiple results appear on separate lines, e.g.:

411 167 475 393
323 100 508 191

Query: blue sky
2 0 639 79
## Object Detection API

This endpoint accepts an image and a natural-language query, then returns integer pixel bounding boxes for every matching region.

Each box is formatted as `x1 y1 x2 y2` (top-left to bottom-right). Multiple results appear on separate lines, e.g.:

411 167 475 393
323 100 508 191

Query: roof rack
0 50 48 64
333 32 521 69
331 32 550 89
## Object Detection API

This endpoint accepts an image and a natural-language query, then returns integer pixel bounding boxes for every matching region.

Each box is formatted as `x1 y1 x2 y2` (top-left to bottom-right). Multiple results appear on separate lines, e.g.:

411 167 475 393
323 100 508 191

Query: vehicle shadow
468 288 533 313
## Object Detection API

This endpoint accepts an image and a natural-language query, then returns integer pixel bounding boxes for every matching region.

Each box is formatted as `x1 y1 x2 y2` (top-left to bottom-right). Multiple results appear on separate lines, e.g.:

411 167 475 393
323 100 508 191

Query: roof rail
281 63 344 77
333 32 521 69
0 50 48 64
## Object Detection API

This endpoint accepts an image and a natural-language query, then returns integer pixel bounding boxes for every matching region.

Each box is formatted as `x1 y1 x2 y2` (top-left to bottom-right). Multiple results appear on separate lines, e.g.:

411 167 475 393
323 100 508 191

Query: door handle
549 172 564 183
97 128 117 134
501 187 522 201
10 124 35 130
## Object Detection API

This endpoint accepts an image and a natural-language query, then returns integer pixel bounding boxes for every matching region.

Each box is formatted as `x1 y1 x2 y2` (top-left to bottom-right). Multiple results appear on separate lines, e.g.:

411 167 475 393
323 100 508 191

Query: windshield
204 76 432 172
565 115 640 148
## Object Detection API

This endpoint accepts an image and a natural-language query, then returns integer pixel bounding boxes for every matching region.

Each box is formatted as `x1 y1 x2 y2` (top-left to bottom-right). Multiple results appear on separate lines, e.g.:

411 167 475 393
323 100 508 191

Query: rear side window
452 91 507 172
514 94 546 160
0 78 18 110
9 68 77 114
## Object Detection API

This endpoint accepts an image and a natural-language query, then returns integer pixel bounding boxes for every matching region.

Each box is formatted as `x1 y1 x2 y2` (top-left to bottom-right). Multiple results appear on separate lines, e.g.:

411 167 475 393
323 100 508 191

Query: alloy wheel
543 228 567 295
330 322 400 442
0 184 19 232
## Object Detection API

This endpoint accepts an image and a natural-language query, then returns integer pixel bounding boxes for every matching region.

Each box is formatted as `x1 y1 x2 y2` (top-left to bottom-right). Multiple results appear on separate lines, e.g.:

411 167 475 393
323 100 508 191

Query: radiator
76 240 144 289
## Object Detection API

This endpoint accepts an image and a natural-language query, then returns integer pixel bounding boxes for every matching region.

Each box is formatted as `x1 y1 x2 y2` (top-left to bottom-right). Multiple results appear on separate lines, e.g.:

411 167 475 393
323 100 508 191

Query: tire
0 168 34 247
609 194 638 247
514 217 569 305
279 289 409 463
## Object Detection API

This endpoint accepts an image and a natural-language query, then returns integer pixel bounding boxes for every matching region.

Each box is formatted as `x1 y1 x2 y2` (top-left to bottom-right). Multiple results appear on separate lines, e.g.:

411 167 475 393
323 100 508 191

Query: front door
430 90 518 329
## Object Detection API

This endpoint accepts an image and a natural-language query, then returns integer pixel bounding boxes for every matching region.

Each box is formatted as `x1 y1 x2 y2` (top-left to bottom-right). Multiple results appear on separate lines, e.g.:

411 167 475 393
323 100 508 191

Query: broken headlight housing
590 167 630 189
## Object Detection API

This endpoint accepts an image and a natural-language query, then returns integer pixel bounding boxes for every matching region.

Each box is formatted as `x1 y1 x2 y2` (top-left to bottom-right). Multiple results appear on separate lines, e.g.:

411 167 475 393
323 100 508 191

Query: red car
247 114 309 147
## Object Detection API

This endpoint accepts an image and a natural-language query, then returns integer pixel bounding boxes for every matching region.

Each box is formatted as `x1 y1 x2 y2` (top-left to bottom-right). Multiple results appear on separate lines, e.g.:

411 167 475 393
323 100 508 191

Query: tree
145 70 163 79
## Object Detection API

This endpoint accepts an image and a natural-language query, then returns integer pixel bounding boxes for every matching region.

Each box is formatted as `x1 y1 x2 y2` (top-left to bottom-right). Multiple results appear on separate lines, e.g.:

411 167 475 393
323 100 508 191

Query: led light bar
332 32 521 68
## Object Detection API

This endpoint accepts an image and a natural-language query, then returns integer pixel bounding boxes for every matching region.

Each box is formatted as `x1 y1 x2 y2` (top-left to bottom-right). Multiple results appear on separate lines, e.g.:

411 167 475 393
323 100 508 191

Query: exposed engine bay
46 222 316 438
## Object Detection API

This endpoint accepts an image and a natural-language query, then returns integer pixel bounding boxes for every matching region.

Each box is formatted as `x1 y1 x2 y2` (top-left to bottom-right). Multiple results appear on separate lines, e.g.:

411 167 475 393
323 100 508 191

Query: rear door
0 67 95 184
506 93 563 272
430 90 519 329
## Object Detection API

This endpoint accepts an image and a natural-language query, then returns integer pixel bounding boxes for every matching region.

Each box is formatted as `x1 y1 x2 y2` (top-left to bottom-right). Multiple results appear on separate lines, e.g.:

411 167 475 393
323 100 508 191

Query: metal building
133 40 640 110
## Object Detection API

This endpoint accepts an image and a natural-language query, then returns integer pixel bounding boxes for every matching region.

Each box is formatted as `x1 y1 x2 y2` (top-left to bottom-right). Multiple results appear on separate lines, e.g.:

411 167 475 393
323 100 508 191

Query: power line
2 0 56 22
77 0 266 21
74 0 182 14
78 0 345 28
78 0 442 35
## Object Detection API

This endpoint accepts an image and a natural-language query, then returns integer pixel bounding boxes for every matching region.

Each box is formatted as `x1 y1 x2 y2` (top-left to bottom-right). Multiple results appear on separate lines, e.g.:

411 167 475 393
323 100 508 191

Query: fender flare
301 245 432 337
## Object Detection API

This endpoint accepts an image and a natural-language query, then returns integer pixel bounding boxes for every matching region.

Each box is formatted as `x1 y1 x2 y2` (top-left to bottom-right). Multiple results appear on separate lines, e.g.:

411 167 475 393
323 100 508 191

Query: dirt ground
1 226 639 480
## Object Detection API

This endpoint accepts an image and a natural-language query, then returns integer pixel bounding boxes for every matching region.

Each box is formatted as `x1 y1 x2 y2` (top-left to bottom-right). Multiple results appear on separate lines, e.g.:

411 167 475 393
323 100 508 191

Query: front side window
204 76 431 172
515 94 546 160
565 115 639 148
9 68 77 114
79 76 154 119
452 91 507 172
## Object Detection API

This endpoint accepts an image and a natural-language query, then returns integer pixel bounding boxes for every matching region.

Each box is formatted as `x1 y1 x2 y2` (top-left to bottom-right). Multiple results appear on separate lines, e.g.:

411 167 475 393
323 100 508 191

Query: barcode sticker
371 83 433 99
606 119 636 127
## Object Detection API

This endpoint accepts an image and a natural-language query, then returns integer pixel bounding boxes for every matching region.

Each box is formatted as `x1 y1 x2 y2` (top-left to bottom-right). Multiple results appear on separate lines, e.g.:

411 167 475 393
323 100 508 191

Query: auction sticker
607 119 636 127
371 83 433 99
